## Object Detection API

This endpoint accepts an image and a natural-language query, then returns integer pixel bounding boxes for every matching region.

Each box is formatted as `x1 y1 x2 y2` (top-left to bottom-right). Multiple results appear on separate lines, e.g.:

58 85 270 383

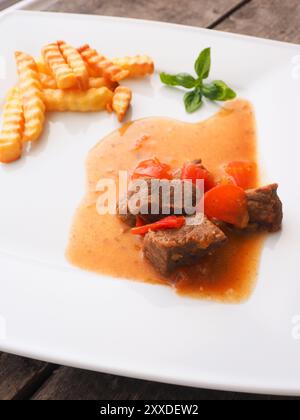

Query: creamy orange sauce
67 99 265 302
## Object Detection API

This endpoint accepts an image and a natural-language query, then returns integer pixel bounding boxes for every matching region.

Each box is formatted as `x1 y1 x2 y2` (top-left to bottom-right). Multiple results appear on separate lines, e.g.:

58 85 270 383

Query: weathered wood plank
0 0 20 11
32 366 298 400
0 353 54 400
217 0 300 44
26 0 244 27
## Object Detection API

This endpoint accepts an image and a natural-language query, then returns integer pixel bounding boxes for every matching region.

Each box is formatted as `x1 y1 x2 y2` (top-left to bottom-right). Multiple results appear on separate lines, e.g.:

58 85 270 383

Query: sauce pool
67 99 265 303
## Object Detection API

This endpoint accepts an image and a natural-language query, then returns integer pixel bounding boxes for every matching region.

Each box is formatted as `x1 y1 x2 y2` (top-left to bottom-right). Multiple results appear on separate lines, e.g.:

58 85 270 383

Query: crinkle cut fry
42 43 77 89
38 72 118 91
39 72 58 89
15 51 45 143
112 55 154 78
112 86 132 122
78 44 129 82
58 41 89 90
0 87 24 163
42 87 113 112
88 77 119 91
36 57 51 75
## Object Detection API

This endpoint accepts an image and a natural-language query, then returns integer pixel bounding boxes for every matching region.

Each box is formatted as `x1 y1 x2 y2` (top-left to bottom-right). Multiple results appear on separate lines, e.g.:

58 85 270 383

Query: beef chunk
118 196 137 227
118 178 200 226
143 216 227 276
246 184 283 232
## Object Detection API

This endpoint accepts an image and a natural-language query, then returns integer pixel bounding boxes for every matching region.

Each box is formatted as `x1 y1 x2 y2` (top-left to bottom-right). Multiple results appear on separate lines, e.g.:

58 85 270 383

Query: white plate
0 10 300 396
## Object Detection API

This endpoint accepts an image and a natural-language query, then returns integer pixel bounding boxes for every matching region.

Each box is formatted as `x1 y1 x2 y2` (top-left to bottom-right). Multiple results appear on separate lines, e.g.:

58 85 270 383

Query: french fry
15 51 45 143
39 72 58 89
1 44 154 164
42 43 77 89
85 63 102 78
43 87 113 112
112 55 154 78
78 44 129 82
58 41 89 90
0 88 24 163
39 72 118 91
88 77 118 90
36 57 51 75
112 86 132 122
106 102 113 113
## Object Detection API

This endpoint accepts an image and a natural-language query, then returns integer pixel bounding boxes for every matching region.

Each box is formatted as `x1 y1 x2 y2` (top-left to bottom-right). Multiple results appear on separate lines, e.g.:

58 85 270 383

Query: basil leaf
201 83 222 100
194 48 211 79
160 47 238 114
213 81 236 100
160 72 196 88
184 89 203 113
202 80 236 101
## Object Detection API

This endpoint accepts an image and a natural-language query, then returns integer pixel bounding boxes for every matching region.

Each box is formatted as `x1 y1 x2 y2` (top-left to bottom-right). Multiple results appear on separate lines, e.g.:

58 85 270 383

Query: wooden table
1 0 299 400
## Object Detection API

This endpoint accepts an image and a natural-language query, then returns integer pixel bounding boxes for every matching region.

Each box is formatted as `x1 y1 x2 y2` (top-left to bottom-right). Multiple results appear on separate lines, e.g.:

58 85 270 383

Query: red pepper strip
131 216 185 235
136 216 145 227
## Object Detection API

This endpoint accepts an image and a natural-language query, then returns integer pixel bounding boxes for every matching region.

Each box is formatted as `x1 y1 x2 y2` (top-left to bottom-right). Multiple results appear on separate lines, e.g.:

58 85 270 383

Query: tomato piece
218 176 235 186
131 158 173 180
225 161 257 190
131 216 185 235
181 162 215 192
204 184 249 228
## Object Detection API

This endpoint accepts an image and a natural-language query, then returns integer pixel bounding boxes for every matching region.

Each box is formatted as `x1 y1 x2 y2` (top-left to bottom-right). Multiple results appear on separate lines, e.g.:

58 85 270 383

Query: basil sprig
160 48 236 113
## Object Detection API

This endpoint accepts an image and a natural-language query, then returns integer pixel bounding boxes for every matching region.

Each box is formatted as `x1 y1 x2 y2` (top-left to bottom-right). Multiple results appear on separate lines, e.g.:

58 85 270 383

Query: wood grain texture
32 366 296 401
217 0 300 43
0 0 20 10
27 0 243 27
0 353 54 400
